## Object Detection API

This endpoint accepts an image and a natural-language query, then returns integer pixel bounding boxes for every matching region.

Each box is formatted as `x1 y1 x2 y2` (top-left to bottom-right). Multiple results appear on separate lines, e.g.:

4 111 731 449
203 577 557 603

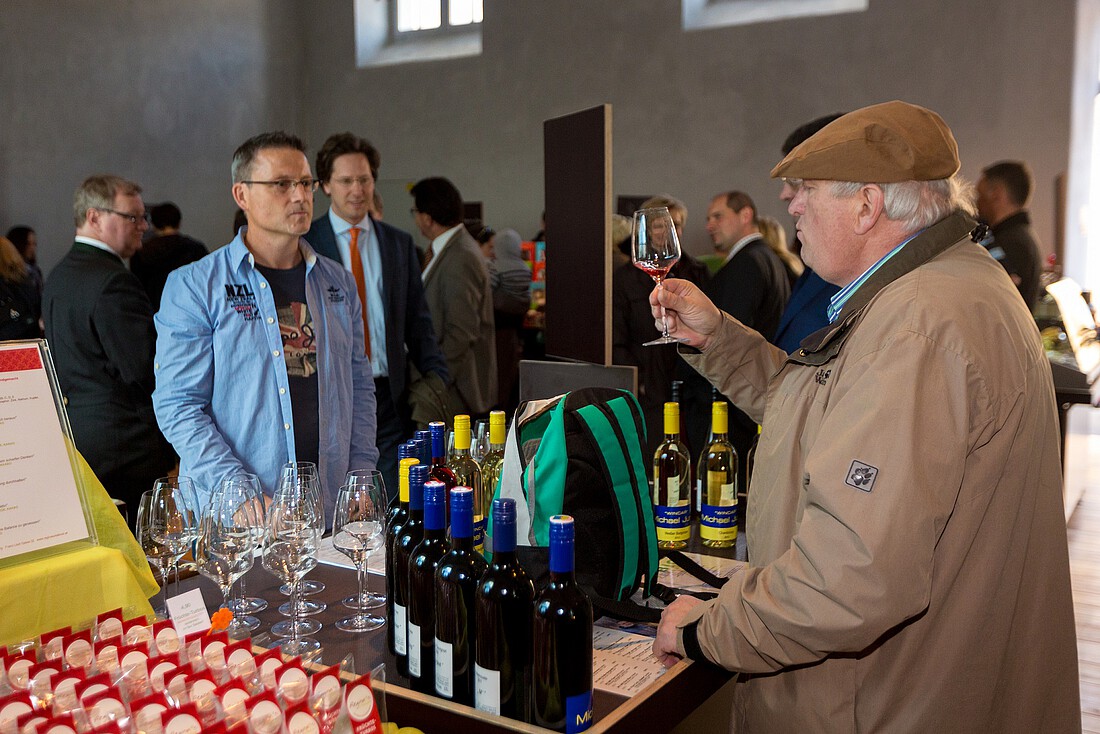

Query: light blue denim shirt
153 229 378 521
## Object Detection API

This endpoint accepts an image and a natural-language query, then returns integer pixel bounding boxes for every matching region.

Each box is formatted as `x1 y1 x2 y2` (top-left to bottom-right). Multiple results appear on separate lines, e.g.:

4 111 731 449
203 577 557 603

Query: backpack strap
659 548 731 590
574 402 642 601
605 394 659 597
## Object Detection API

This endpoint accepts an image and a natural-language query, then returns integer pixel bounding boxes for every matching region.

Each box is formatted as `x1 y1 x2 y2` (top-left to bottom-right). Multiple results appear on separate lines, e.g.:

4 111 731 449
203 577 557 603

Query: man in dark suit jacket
412 177 497 416
308 133 448 499
770 114 845 354
43 175 176 528
689 190 790 491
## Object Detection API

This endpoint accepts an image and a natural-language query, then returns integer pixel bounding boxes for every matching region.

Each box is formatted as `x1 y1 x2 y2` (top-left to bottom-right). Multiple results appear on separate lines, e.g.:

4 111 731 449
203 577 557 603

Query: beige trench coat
677 212 1079 732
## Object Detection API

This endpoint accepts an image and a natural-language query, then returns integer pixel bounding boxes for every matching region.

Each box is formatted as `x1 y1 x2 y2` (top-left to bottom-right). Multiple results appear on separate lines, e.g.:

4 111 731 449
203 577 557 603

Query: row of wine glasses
136 463 389 655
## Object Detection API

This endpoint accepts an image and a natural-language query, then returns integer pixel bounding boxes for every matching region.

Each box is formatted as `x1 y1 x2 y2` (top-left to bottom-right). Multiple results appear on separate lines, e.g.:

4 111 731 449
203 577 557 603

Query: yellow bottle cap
454 414 471 450
712 401 728 434
398 458 419 503
489 410 506 445
663 402 679 435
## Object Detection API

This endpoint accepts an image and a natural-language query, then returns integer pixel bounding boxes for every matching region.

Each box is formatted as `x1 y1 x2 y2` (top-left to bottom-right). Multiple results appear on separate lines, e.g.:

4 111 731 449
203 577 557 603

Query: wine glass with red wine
632 206 682 345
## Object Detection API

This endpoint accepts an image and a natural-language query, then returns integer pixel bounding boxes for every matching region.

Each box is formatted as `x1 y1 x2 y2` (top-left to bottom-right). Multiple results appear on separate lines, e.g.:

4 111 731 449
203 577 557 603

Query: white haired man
651 101 1078 731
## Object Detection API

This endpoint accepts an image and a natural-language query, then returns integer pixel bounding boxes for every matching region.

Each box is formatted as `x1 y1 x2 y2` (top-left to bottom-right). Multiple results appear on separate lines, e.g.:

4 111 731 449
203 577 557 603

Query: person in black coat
613 196 709 459
43 175 175 528
687 190 790 491
0 236 40 340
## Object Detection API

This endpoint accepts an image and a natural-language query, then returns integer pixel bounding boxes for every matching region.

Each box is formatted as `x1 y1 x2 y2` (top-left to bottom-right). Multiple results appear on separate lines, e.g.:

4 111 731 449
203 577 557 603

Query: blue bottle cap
423 480 446 531
492 498 517 553
548 514 575 574
450 487 474 538
409 464 429 511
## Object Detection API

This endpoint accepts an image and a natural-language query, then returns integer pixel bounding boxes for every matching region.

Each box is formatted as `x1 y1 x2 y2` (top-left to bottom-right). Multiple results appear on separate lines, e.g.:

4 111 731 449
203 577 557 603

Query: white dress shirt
328 208 389 378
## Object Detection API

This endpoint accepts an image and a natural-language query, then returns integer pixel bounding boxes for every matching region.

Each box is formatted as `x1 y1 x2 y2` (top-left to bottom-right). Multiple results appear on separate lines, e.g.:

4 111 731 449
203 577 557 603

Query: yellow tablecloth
0 452 158 646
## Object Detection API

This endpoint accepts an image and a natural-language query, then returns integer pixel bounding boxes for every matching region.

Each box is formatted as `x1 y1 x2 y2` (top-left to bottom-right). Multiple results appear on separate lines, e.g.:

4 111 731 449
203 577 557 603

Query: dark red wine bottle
532 515 594 732
474 498 534 721
407 479 451 695
428 421 458 525
433 487 487 705
393 463 427 677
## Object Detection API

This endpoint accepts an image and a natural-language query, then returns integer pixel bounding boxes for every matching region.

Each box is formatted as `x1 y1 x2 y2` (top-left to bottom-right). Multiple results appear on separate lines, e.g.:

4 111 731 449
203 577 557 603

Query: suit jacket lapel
373 216 397 322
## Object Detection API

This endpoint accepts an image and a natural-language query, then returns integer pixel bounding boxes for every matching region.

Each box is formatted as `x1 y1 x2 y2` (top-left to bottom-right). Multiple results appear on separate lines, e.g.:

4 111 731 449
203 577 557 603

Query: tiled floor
1065 406 1100 732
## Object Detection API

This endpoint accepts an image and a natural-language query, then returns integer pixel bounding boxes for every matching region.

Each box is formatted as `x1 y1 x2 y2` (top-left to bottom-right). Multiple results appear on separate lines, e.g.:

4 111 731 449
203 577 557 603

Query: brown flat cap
770 100 960 183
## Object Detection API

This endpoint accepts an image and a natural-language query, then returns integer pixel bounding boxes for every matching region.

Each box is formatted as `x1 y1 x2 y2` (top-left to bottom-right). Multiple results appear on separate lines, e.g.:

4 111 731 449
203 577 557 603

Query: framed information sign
0 340 97 564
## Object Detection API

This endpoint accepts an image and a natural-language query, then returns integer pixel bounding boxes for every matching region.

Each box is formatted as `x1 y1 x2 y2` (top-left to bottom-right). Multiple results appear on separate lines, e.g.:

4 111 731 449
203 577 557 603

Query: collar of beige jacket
795 211 979 359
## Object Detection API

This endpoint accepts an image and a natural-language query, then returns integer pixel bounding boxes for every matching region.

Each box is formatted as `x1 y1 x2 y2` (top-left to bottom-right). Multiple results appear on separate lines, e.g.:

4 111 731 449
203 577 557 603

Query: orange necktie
348 226 371 358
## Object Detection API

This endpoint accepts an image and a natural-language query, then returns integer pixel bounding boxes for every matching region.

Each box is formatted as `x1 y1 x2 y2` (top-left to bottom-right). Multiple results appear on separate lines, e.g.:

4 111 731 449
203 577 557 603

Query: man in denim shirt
153 131 377 520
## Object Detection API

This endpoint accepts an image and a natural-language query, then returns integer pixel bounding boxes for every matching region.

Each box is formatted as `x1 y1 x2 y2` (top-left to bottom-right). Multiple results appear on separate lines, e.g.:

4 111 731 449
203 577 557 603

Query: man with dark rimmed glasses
44 174 176 530
153 132 378 523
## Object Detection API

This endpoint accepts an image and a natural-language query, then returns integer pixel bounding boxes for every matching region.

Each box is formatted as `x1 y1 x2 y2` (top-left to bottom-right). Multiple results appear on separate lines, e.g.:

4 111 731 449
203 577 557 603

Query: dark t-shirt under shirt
256 262 319 468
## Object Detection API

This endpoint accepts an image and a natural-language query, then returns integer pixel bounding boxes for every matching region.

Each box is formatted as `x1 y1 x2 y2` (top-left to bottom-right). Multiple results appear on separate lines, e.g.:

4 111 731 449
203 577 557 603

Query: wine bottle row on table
653 399 741 550
386 463 594 732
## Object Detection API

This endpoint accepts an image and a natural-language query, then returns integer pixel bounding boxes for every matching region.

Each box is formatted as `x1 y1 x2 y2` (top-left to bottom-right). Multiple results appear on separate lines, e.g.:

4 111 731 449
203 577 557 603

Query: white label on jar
474 664 501 716
164 712 202 734
434 638 453 698
394 604 407 655
407 623 421 678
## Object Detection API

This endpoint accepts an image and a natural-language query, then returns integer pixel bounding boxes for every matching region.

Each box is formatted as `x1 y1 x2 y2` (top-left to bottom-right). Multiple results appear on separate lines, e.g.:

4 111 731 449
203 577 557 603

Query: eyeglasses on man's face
241 178 319 195
97 208 150 225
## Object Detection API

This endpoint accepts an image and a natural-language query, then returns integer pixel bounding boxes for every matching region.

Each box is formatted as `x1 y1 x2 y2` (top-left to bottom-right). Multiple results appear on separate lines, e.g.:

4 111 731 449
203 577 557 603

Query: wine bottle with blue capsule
475 498 534 721
532 515 593 733
433 487 488 704
653 402 691 549
393 463 428 677
386 454 418 656
408 479 451 694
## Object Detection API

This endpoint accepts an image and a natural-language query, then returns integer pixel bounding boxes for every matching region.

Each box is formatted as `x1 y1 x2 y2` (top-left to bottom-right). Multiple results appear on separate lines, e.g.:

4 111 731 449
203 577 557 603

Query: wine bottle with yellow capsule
481 411 507 508
653 401 691 549
696 401 738 548
449 415 486 552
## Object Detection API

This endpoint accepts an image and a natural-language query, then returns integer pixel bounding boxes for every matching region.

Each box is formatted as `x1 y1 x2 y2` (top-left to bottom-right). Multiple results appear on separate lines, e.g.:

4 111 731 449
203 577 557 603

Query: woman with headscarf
488 229 531 413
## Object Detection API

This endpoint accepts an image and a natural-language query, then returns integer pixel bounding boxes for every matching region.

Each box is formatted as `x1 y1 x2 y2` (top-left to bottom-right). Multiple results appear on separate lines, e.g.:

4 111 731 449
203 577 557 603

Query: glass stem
291 579 301 646
657 280 670 337
159 559 171 618
356 559 367 614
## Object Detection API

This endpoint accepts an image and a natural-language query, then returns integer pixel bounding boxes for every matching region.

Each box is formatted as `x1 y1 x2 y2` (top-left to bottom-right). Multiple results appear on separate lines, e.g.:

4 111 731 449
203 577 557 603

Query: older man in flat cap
651 101 1079 731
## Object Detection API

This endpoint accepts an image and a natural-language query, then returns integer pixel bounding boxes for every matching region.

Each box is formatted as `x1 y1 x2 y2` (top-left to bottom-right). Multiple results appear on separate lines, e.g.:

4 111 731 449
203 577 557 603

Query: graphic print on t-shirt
276 301 317 378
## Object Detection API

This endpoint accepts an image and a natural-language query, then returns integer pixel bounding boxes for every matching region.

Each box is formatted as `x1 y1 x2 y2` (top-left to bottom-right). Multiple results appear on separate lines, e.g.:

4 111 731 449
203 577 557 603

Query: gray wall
0 0 1077 272
0 0 307 273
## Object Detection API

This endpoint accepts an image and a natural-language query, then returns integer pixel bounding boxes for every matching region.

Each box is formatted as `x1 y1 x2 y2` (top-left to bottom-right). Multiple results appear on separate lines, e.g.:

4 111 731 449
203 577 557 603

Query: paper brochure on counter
0 340 97 565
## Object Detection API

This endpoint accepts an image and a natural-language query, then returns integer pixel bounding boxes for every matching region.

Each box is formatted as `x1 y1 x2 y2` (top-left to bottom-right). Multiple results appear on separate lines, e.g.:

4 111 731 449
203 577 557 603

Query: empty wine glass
135 491 173 619
224 473 267 628
332 474 387 632
632 206 683 345
471 420 490 463
272 470 324 638
338 469 386 611
147 476 201 602
277 462 326 599
262 482 322 655
195 482 260 640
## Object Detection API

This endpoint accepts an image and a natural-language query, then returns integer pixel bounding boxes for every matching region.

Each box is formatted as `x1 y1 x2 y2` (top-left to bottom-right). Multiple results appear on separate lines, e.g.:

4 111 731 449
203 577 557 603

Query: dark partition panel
543 105 612 365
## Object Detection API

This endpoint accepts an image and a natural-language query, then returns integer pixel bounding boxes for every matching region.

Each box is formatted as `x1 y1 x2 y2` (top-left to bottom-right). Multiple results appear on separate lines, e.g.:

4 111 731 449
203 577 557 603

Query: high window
683 0 868 31
356 0 482 67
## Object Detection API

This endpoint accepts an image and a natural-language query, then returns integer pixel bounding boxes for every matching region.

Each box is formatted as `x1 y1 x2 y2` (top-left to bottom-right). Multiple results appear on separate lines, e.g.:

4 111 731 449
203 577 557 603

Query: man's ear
853 184 886 235
231 182 249 211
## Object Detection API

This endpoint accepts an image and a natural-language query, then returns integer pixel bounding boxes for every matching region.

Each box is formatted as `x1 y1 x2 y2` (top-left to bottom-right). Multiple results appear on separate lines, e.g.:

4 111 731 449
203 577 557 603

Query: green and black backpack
486 387 660 606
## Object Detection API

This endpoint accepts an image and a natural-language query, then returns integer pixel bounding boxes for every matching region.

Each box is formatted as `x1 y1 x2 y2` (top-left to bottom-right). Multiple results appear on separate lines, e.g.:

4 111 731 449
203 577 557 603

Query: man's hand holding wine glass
647 278 724 351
